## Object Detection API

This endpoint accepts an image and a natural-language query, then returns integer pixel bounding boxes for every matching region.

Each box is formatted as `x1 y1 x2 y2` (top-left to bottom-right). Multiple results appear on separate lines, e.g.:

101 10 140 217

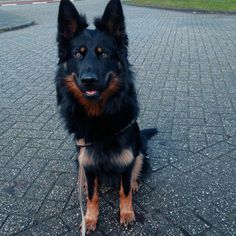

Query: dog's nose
81 73 98 84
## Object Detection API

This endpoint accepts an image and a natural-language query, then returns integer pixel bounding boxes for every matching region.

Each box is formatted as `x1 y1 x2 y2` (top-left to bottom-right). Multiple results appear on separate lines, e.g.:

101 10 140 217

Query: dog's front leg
84 171 99 233
119 170 135 226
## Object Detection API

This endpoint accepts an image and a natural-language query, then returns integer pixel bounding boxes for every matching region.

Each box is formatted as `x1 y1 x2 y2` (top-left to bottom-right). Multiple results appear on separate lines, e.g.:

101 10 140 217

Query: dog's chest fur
77 139 134 171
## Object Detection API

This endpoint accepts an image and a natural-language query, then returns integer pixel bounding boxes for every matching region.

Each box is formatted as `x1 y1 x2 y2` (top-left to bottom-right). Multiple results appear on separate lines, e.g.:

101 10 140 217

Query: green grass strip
124 0 236 12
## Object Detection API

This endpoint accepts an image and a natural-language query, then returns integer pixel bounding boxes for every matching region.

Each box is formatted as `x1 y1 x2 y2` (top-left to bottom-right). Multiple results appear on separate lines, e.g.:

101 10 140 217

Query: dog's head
57 0 129 104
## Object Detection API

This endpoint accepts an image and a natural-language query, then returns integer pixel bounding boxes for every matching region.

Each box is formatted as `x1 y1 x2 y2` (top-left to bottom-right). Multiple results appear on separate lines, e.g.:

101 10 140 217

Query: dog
55 0 157 233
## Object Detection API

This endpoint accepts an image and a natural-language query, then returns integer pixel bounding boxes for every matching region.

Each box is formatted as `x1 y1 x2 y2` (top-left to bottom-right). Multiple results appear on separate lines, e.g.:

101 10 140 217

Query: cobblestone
0 0 236 235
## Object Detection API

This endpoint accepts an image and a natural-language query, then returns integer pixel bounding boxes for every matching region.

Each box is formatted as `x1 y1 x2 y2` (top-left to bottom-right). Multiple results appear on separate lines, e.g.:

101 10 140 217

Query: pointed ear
57 0 87 39
94 0 128 55
57 0 88 63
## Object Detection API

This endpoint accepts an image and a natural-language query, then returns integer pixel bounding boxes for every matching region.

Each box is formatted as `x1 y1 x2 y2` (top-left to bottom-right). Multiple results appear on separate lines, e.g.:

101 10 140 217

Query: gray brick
172 153 210 173
200 142 235 159
166 208 210 235
34 171 59 186
16 159 48 182
35 149 75 160
47 185 73 202
0 180 30 198
194 203 236 235
0 215 34 235
0 214 7 228
26 138 63 149
6 147 38 169
18 130 53 139
18 217 69 236
0 196 41 216
56 172 77 187
0 138 29 157
24 183 52 201
64 189 80 211
0 156 11 167
45 160 77 173
0 168 20 181
37 200 66 221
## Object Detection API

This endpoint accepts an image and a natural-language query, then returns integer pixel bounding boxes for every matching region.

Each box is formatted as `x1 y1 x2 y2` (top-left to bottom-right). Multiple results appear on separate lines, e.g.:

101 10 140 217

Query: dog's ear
57 0 88 62
94 0 128 56
57 0 87 39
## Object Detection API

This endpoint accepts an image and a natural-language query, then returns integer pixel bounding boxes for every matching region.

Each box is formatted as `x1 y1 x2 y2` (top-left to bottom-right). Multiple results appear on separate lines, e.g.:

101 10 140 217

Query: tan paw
132 180 139 193
120 210 135 226
80 216 97 234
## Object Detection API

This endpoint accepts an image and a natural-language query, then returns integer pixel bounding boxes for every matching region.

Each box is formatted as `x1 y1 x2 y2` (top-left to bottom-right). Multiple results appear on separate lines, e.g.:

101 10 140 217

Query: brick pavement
0 1 236 235
0 9 34 32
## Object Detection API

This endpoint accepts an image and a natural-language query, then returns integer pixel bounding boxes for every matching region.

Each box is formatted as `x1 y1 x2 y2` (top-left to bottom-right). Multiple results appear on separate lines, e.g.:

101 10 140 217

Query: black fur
55 0 156 200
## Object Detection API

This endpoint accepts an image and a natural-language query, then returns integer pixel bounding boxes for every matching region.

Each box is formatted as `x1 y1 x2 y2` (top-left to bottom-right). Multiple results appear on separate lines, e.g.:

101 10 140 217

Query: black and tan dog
55 0 156 233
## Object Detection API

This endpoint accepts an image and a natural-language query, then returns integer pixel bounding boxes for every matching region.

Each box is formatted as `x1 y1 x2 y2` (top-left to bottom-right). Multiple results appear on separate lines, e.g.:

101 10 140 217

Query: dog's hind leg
131 154 143 193
120 169 135 226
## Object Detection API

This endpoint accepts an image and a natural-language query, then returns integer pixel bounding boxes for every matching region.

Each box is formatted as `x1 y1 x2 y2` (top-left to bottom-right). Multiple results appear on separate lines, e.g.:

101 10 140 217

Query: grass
124 0 236 12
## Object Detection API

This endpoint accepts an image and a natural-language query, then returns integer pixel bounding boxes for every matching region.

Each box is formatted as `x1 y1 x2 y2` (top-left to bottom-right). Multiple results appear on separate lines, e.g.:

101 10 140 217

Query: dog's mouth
84 90 99 98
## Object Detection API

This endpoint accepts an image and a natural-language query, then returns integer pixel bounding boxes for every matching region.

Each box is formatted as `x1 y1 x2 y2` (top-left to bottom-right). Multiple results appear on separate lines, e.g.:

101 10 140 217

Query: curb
0 9 35 33
123 2 236 15
0 0 60 6
0 20 35 33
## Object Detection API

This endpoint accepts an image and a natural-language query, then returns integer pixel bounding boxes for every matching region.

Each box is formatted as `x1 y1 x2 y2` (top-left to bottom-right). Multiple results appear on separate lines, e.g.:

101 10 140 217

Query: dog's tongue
85 90 97 96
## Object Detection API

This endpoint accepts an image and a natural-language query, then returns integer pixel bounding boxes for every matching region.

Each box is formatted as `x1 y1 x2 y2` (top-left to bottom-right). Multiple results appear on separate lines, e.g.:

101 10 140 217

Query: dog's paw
131 180 139 193
120 210 135 226
80 216 97 234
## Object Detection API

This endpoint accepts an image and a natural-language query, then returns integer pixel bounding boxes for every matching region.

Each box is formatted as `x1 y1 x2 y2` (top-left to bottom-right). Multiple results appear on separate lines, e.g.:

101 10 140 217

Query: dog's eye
74 47 86 59
74 52 83 59
101 52 109 58
96 47 109 58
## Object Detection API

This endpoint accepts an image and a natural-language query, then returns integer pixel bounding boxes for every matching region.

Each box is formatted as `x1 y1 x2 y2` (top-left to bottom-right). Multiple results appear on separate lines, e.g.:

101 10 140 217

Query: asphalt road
0 0 236 235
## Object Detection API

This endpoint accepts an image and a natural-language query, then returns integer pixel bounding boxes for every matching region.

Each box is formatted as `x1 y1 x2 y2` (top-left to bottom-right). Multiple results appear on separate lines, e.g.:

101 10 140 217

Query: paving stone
202 228 225 236
24 183 52 201
200 142 235 159
45 160 77 173
6 146 38 169
200 156 236 176
64 189 80 212
35 149 75 160
18 216 69 236
16 158 48 182
34 171 59 186
0 138 29 157
18 130 53 139
0 215 34 235
0 167 20 181
0 214 7 228
26 138 63 149
47 185 73 202
194 203 236 236
61 208 81 230
226 135 236 147
166 208 210 235
0 196 42 216
172 153 210 173
56 172 77 187
0 180 31 198
36 200 66 221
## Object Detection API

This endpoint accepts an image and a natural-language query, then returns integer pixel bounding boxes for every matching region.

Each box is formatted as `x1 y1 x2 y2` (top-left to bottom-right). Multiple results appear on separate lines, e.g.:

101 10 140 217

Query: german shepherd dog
56 0 156 233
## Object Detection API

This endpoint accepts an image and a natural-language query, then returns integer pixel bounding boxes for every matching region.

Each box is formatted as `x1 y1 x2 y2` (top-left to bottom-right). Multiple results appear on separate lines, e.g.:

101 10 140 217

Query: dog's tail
141 128 157 139
140 128 157 155
140 128 157 176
